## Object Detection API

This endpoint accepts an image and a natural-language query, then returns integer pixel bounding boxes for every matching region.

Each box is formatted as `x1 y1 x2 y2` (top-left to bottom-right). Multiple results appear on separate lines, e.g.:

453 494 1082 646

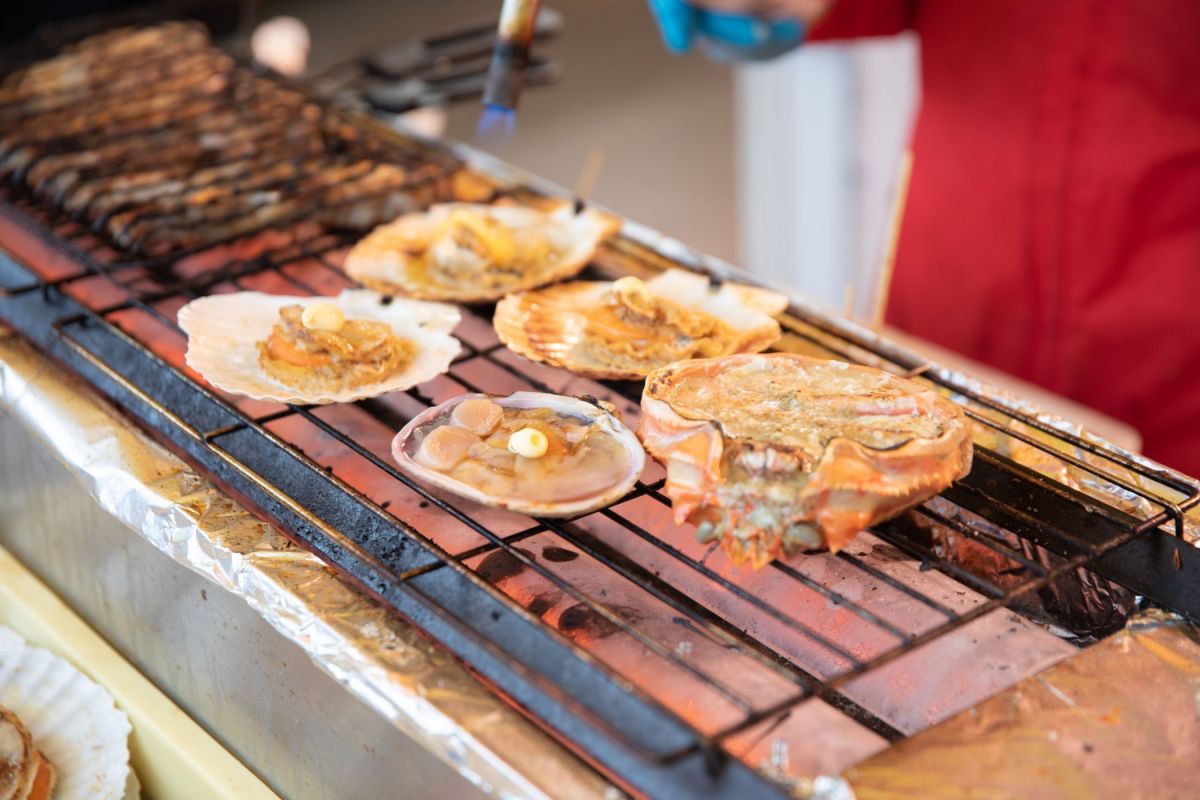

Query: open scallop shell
343 201 621 303
392 392 645 517
179 288 460 404
0 627 135 800
494 268 789 380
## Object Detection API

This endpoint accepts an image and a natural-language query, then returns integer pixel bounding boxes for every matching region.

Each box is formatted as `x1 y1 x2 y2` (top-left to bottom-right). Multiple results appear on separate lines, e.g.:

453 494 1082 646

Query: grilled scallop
639 354 973 567
393 392 645 517
0 627 135 800
494 268 788 380
179 289 460 404
343 201 621 303
0 707 54 800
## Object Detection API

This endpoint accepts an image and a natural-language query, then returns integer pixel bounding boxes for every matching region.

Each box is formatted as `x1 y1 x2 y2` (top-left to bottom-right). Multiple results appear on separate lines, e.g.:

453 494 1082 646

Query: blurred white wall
736 34 919 320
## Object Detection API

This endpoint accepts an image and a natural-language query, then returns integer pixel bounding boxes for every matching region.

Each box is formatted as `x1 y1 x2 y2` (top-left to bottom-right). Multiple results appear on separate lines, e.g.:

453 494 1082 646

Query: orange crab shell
639 354 974 566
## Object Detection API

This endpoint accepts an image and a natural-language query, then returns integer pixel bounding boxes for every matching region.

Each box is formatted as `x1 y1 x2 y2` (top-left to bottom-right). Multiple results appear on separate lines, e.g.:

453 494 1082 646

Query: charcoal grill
2 24 1200 798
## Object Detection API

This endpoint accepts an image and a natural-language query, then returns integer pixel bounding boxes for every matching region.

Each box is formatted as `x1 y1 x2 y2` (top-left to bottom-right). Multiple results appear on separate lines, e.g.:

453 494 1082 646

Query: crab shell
493 268 789 380
639 354 974 568
343 201 621 303
178 289 460 404
392 392 646 517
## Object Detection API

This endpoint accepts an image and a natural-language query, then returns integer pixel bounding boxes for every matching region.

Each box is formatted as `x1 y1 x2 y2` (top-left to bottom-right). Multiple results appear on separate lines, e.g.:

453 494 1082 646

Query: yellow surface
0 546 280 800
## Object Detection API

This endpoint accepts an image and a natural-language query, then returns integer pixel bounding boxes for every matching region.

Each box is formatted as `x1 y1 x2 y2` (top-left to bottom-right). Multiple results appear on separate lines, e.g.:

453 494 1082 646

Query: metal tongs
310 9 563 114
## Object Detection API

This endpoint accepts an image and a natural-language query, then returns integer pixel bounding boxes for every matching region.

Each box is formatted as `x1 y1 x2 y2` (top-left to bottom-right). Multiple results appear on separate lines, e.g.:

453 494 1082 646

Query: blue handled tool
648 0 804 60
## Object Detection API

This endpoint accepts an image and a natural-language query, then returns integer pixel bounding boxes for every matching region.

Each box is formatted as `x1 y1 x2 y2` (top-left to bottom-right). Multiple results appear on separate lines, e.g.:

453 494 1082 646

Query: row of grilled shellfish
177 198 968 559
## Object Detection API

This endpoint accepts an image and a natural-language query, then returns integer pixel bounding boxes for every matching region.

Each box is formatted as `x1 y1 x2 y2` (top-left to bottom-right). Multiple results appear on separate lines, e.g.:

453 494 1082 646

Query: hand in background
648 0 835 58
675 0 834 19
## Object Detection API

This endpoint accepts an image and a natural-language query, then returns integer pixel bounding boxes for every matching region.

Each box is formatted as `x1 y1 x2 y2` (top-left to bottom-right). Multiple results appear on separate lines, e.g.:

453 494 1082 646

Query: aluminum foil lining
0 331 614 800
845 608 1200 799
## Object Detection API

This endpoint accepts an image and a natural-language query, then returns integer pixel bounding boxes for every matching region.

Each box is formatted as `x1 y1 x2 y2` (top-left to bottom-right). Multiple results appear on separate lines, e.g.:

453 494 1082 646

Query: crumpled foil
845 609 1200 799
0 331 614 800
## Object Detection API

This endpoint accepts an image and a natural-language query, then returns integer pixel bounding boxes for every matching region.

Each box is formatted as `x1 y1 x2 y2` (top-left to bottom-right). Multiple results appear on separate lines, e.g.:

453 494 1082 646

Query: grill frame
3 40 1200 798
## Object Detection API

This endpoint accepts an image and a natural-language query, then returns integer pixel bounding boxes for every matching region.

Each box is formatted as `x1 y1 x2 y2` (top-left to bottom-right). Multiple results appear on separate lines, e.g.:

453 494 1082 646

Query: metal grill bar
286 402 761 716
913 503 1050 576
834 549 959 618
596 505 865 667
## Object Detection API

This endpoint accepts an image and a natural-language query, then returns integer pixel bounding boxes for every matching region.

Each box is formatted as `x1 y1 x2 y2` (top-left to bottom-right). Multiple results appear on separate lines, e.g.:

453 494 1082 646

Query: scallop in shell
179 288 460 404
494 268 788 380
393 392 645 517
0 706 52 800
640 353 973 568
343 201 621 303
0 627 135 800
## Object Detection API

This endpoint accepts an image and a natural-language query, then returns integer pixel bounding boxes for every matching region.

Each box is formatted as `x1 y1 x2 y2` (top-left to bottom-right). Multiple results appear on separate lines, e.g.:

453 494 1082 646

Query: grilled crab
639 354 973 567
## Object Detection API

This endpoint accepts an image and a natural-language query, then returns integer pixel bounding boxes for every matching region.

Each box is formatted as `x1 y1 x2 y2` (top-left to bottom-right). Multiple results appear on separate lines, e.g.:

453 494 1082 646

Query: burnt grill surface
0 21 463 258
2 23 1200 798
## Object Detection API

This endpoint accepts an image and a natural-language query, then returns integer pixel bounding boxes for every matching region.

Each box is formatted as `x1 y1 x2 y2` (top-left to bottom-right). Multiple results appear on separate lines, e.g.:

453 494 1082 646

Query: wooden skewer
871 149 914 331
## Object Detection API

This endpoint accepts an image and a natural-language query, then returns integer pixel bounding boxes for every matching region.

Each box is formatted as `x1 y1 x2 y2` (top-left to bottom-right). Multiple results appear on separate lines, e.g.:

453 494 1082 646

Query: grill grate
3 31 1200 798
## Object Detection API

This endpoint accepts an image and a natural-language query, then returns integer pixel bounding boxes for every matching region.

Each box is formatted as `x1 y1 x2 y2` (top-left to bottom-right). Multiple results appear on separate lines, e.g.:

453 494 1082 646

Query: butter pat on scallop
301 302 345 332
508 427 549 459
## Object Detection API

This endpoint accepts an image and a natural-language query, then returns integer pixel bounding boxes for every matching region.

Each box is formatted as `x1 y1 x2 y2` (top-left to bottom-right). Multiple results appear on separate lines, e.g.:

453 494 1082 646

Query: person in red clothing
649 0 1200 477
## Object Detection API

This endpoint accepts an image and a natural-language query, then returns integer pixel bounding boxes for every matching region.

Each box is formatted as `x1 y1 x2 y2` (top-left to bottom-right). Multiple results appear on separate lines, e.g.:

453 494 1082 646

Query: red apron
813 0 1200 476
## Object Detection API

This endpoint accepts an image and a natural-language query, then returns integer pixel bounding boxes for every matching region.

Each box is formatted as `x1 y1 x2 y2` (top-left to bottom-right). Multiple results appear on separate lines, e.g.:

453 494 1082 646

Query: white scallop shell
179 288 461 404
0 626 135 800
344 201 621 303
392 392 645 517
